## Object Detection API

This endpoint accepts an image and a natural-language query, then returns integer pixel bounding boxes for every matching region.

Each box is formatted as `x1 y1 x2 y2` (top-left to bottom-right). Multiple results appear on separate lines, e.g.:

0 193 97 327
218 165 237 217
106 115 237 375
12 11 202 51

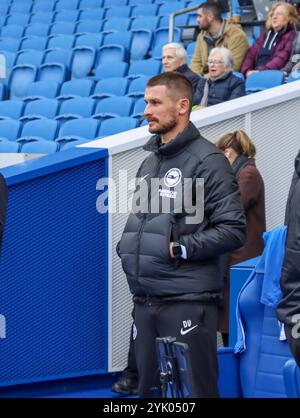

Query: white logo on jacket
164 168 182 188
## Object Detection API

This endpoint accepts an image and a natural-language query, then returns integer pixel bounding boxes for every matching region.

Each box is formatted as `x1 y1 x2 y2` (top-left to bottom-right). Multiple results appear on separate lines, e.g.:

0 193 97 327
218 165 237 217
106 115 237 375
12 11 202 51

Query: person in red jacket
241 2 298 77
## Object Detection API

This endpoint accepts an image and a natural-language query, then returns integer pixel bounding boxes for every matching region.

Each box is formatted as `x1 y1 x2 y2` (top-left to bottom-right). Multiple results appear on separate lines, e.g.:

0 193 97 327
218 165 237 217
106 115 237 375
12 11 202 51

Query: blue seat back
9 64 37 99
60 79 94 98
38 63 67 84
245 70 285 94
20 139 58 154
26 80 60 99
95 96 133 117
130 29 152 60
23 99 59 120
58 118 99 139
97 45 126 65
94 61 128 79
59 97 96 118
0 141 19 153
70 46 96 79
93 77 128 97
98 117 137 136
284 359 300 398
20 119 58 141
0 120 21 141
0 99 24 119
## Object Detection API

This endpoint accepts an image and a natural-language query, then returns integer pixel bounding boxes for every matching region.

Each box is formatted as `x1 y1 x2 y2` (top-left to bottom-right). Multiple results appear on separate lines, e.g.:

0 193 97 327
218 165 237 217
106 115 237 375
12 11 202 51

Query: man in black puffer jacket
118 72 246 397
277 150 300 367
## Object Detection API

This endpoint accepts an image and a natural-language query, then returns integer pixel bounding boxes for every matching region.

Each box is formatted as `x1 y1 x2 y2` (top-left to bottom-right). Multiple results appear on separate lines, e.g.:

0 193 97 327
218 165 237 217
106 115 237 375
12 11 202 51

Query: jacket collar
143 122 200 156
294 150 300 178
175 64 189 74
232 154 255 177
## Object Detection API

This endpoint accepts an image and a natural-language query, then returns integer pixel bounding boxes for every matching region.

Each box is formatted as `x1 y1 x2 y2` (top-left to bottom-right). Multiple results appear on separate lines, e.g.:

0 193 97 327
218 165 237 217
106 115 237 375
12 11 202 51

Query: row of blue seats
0 95 146 121
0 27 180 61
0 116 142 153
4 59 162 98
0 2 194 26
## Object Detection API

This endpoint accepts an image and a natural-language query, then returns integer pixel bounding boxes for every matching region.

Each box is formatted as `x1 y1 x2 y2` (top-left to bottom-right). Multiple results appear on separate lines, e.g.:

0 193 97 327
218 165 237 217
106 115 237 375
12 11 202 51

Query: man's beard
148 117 177 135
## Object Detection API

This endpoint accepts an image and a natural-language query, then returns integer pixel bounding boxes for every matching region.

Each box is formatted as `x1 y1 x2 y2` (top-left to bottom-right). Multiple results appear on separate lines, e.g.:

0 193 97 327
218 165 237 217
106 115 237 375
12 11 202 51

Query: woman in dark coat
193 46 245 107
241 2 298 76
216 130 266 346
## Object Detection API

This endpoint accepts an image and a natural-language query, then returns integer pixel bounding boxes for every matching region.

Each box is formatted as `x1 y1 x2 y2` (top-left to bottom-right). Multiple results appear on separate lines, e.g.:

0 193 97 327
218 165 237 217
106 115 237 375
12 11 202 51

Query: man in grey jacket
118 72 246 397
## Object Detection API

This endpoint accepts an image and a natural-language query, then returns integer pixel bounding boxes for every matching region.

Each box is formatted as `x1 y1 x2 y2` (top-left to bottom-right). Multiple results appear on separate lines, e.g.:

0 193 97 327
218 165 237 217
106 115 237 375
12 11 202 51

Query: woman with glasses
241 2 298 77
193 46 245 107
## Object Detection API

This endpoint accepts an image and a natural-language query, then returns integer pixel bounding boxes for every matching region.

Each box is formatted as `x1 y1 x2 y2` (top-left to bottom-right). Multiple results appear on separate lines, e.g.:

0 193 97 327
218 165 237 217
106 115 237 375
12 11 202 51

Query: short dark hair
146 72 194 113
199 1 222 21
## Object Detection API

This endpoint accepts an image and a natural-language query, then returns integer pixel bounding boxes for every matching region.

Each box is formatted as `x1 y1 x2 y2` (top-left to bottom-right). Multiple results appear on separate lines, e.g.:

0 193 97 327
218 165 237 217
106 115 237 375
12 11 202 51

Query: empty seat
102 18 131 32
92 61 128 79
57 97 96 120
131 96 146 119
24 23 50 37
9 2 33 14
151 27 180 57
103 31 132 54
31 1 55 13
25 80 61 99
38 63 67 84
20 139 58 154
1 25 25 39
103 0 128 6
98 117 138 136
0 100 24 119
19 119 58 141
54 0 80 10
75 33 103 49
70 46 96 79
0 50 16 71
78 8 105 21
56 117 99 142
96 45 126 65
131 4 158 17
93 96 133 119
47 34 75 50
21 98 60 121
91 77 128 98
16 50 44 67
130 16 160 31
128 59 161 78
75 20 103 34
20 36 48 51
127 75 149 98
5 13 31 26
43 48 72 69
53 10 80 23
9 64 37 99
159 14 188 27
130 29 152 60
105 6 132 18
58 138 89 150
50 22 76 36
58 79 95 99
29 12 55 24
79 0 104 8
0 37 20 52
158 2 187 15
245 70 285 94
0 140 20 153
0 120 21 141
129 0 155 4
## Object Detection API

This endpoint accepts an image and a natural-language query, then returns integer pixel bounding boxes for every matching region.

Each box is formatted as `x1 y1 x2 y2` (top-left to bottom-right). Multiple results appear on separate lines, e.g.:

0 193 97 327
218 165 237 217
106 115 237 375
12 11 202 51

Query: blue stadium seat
0 120 21 141
103 0 128 6
24 23 50 37
131 4 159 17
78 8 105 21
105 6 132 18
284 359 300 398
0 4 9 16
159 14 188 27
0 37 20 53
158 2 187 15
151 27 180 57
186 41 196 58
0 83 5 101
91 61 128 79
130 29 152 60
47 34 75 50
53 10 80 23
79 0 104 8
54 0 80 11
20 139 58 154
75 20 103 34
16 50 44 67
103 31 133 52
128 59 161 78
96 45 126 65
0 140 20 153
58 138 89 150
25 81 61 100
1 25 25 39
93 96 134 119
31 1 55 13
131 96 146 120
38 63 67 84
50 22 76 36
130 16 160 31
233 71 245 79
91 77 128 99
18 119 59 142
0 50 16 71
245 70 285 94
29 12 55 25
57 97 96 121
75 33 103 49
102 18 131 32
56 117 99 142
43 48 72 69
70 46 96 79
9 64 37 99
127 75 149 99
129 0 155 4
20 36 48 51
9 2 33 14
98 117 138 136
288 70 300 83
0 100 24 119
58 79 95 99
21 98 60 122
5 13 31 26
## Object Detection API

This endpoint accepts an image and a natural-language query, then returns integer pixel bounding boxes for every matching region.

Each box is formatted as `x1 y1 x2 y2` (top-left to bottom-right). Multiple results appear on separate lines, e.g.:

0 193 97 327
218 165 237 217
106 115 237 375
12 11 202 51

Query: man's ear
177 98 191 115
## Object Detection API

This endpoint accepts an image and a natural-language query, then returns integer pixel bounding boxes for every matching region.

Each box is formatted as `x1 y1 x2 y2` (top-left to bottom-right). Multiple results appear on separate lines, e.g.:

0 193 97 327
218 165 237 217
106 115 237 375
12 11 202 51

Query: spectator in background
193 47 245 107
241 2 298 77
277 150 300 367
189 2 249 76
282 31 300 79
216 130 266 346
162 42 200 92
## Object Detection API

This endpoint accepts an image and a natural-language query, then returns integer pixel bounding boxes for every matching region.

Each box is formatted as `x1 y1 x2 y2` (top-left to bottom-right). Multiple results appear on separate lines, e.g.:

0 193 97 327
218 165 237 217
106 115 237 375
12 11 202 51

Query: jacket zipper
135 154 162 283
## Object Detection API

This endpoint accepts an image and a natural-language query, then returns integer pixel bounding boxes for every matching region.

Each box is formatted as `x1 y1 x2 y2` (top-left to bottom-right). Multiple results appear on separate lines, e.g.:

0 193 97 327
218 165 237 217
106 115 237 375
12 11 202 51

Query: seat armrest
218 347 241 398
